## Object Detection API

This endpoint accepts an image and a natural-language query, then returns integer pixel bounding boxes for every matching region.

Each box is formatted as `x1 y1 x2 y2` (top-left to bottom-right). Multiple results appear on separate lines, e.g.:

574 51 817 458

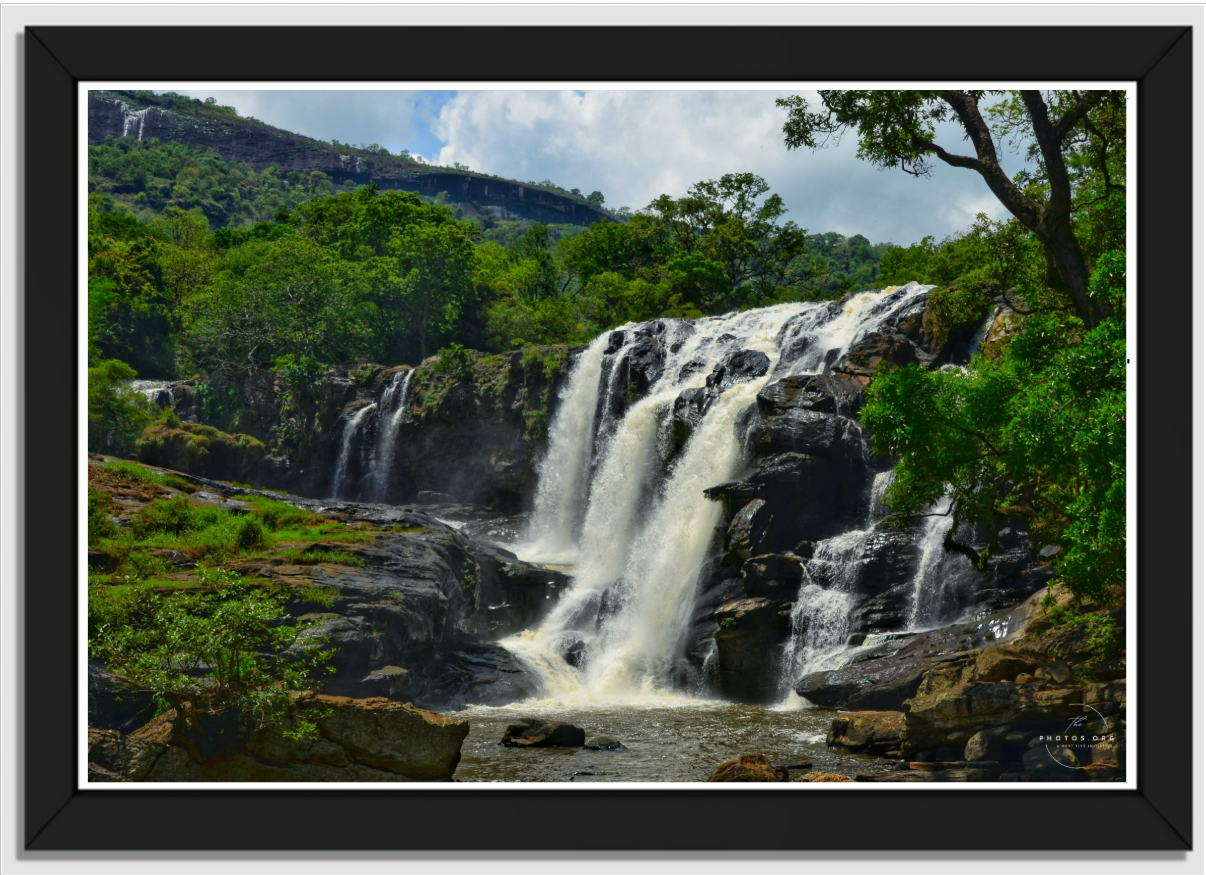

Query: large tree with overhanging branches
776 90 1124 326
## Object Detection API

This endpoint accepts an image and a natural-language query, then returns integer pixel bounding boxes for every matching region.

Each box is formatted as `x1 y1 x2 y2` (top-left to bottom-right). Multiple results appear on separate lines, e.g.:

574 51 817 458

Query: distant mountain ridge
87 90 614 228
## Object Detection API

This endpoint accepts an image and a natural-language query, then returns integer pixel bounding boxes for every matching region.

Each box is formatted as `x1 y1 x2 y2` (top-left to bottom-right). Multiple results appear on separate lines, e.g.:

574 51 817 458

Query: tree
88 359 154 455
777 90 1125 326
585 190 606 208
385 219 478 358
636 172 806 310
186 236 369 382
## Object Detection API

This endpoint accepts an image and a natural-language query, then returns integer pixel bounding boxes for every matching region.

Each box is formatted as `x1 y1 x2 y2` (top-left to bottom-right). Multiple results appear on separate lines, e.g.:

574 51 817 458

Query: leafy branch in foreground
89 568 337 738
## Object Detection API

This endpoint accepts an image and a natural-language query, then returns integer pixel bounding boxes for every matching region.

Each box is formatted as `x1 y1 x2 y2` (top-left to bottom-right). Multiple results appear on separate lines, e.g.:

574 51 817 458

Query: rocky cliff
89 90 614 228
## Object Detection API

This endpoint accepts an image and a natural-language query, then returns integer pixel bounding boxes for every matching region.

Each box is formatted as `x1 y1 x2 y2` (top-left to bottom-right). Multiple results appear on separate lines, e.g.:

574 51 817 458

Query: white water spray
504 284 935 705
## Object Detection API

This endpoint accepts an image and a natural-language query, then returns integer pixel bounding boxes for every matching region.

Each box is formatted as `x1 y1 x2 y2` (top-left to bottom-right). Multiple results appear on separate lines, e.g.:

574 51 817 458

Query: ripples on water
454 703 897 783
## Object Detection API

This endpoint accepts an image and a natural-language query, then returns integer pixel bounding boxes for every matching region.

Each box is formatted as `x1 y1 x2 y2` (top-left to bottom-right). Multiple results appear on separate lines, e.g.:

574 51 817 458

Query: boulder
713 596 792 704
964 729 1006 762
89 694 469 782
87 728 163 782
756 374 865 416
308 695 468 778
583 736 628 752
1021 745 1083 782
358 665 412 700
136 420 265 482
501 718 587 748
88 659 158 733
795 596 1043 711
827 711 906 756
708 753 789 782
902 652 1086 753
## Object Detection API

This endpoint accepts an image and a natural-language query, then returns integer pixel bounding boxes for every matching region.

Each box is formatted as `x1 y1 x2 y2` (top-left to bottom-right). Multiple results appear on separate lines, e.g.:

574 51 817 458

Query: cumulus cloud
432 89 1023 245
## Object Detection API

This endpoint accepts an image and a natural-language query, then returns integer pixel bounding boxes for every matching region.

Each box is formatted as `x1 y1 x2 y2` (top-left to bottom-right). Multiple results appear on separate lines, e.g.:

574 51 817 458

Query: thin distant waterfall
906 496 954 630
331 403 376 500
372 369 415 502
502 283 936 705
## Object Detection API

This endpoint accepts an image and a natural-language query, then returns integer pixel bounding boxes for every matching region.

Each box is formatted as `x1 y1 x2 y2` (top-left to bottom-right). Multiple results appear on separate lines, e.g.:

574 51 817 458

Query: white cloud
432 90 1021 245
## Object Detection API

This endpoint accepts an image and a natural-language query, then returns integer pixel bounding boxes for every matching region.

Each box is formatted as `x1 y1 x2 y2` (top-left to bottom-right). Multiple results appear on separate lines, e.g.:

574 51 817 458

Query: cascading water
503 283 936 705
331 402 376 500
372 369 415 502
518 334 611 564
906 496 953 630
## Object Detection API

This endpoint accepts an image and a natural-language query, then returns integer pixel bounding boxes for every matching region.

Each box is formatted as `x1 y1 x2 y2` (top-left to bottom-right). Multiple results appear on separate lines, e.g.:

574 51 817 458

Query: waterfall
372 370 415 502
503 283 935 705
907 497 953 630
518 335 611 564
331 403 376 500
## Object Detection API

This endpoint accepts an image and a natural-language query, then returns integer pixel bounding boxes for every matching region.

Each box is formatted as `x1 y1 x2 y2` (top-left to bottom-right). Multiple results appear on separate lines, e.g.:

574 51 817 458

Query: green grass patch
298 585 338 608
95 459 192 491
279 547 365 567
99 492 366 561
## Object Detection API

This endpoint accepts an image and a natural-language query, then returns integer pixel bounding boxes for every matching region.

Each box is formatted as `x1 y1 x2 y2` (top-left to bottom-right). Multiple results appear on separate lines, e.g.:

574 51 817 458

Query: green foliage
89 136 346 227
88 359 154 455
88 569 337 731
88 488 118 544
430 343 475 380
861 253 1126 601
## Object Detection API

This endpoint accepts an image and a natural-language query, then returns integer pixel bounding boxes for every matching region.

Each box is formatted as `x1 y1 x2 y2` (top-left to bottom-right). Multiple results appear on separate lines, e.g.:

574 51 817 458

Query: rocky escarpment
88 694 469 782
88 91 613 228
137 346 581 512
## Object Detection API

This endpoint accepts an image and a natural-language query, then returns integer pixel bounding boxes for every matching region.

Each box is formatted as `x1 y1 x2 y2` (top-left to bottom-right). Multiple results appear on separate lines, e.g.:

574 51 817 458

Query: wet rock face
712 596 792 704
706 349 771 392
794 595 1042 711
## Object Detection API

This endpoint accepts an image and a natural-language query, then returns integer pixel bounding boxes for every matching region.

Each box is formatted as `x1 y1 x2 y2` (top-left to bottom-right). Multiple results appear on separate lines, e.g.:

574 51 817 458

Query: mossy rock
137 421 265 482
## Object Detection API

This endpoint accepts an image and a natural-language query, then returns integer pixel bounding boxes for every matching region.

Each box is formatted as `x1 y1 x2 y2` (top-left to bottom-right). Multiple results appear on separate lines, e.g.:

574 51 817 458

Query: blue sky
168 89 1028 246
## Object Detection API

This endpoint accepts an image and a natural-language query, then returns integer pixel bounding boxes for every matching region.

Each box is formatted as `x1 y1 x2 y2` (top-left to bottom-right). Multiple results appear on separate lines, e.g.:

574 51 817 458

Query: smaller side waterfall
372 370 415 502
331 402 376 500
907 497 953 630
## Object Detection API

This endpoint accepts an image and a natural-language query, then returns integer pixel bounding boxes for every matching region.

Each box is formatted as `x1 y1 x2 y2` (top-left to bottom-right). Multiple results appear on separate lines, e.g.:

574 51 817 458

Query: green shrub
131 495 201 538
235 515 269 551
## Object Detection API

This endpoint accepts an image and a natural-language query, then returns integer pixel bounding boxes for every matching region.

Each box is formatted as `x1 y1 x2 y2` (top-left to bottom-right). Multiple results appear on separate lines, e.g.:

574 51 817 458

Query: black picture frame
23 24 1194 852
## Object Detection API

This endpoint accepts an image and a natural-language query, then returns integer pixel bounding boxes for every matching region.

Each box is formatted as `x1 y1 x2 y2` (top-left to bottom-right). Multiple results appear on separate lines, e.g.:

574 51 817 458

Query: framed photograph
21 21 1193 852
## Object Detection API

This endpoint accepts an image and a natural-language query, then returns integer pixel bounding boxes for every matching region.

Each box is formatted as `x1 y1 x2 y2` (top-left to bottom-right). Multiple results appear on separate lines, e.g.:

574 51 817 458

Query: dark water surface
453 702 897 783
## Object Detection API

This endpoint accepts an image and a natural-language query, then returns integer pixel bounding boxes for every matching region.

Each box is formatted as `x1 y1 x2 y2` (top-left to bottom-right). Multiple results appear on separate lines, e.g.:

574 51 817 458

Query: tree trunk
1041 217 1100 328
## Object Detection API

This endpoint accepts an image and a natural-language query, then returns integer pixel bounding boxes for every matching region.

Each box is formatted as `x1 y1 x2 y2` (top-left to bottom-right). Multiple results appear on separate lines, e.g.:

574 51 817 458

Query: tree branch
1054 90 1107 142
